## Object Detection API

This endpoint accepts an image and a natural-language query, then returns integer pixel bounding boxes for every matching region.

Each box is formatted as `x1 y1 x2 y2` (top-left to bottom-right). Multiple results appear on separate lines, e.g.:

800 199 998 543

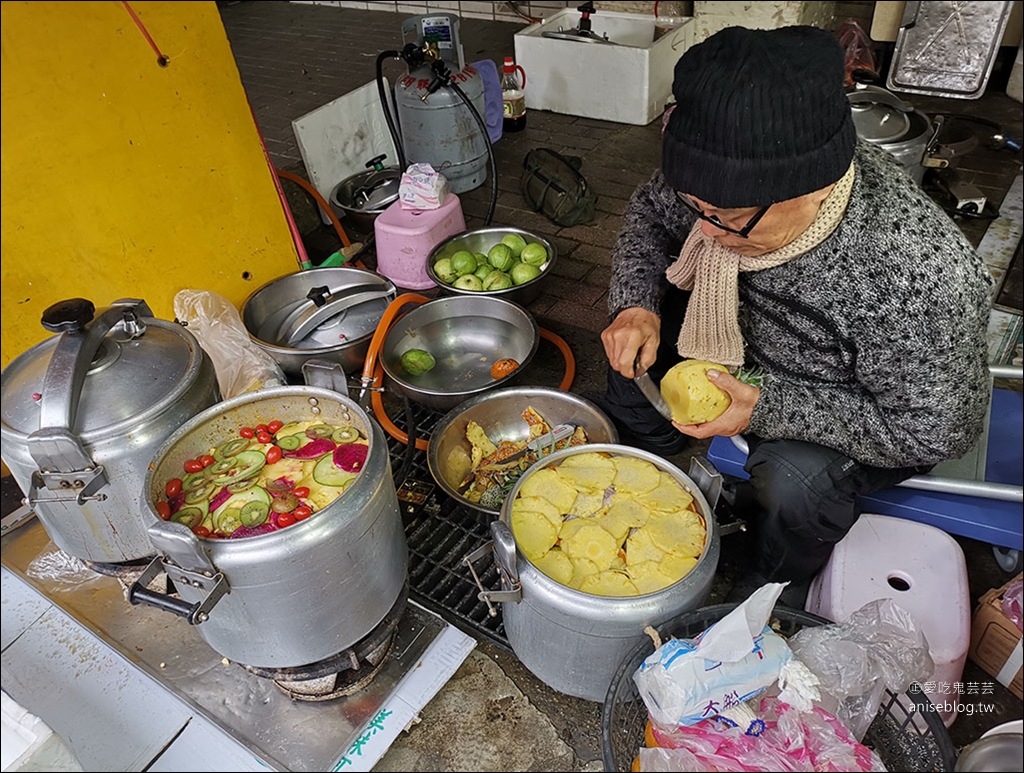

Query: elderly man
591 25 993 598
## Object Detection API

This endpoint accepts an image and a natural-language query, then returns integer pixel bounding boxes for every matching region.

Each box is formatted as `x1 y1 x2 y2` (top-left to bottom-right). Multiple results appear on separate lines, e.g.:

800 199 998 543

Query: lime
401 348 436 376
453 274 484 291
520 242 548 267
433 257 457 284
483 270 513 291
501 233 528 258
487 243 515 272
511 262 542 285
450 250 478 277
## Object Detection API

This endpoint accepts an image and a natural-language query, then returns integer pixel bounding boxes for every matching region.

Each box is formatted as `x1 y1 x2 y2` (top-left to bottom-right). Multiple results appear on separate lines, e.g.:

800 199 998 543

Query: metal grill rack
382 401 512 651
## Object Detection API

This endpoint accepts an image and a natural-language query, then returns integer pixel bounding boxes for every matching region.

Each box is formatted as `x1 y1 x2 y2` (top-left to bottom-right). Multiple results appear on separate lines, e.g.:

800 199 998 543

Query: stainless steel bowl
380 296 539 412
427 387 619 517
329 165 401 234
426 226 557 306
241 267 396 378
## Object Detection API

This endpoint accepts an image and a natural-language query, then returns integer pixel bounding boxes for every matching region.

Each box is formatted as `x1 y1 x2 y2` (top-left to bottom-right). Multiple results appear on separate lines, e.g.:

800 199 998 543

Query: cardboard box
968 572 1023 700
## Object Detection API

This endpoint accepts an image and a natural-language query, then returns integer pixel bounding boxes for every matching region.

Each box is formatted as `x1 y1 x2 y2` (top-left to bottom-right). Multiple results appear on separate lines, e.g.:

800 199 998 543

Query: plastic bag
173 289 286 399
1001 576 1024 632
835 19 876 86
640 696 886 772
787 598 934 741
634 583 793 727
26 541 108 592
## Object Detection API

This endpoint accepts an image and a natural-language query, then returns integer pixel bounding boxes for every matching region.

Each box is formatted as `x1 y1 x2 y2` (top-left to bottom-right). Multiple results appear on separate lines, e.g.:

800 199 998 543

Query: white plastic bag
173 289 286 399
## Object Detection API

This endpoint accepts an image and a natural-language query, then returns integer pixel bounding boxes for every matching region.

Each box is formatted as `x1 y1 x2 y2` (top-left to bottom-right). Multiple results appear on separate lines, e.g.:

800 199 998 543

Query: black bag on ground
521 148 598 227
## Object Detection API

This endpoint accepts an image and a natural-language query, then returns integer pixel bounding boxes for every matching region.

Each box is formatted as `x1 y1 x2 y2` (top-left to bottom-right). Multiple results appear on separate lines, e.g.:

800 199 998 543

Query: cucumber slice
211 450 266 486
332 427 361 444
313 454 359 488
214 437 251 461
240 500 270 527
277 434 303 451
212 485 271 523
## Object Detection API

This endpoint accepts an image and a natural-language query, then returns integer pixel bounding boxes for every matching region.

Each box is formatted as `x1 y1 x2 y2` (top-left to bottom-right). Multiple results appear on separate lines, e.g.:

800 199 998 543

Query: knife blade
633 357 674 421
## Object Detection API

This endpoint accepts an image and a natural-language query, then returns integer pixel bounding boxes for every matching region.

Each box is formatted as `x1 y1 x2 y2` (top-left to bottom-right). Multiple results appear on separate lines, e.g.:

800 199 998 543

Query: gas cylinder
395 63 489 194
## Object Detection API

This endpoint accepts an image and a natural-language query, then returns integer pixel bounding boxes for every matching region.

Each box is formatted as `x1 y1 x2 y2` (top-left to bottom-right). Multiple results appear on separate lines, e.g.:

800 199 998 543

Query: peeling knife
633 356 674 421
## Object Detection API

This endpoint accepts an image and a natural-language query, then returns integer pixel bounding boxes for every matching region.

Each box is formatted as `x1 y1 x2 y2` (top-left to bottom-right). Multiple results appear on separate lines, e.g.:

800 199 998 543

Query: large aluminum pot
131 382 407 669
241 267 397 378
0 298 220 564
484 444 719 702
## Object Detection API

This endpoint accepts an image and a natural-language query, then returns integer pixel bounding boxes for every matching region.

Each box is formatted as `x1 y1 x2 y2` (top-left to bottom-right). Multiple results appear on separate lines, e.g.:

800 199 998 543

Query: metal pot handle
463 521 522 610
129 520 229 625
26 298 153 507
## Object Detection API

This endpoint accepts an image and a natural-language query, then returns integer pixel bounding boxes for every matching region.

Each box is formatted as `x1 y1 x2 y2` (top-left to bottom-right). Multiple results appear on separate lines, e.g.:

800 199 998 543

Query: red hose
275 169 352 249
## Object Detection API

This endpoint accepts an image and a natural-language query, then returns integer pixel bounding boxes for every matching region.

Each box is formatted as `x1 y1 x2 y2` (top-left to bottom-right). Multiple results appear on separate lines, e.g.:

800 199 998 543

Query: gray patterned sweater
607 140 993 469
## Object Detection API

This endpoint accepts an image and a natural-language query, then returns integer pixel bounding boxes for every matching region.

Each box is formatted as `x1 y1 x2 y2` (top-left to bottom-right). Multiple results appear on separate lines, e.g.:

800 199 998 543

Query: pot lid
334 167 401 213
847 83 912 144
1 299 204 438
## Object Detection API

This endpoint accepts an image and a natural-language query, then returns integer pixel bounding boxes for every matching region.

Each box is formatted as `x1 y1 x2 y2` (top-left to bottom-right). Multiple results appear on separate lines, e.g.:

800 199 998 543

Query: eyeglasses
676 193 771 238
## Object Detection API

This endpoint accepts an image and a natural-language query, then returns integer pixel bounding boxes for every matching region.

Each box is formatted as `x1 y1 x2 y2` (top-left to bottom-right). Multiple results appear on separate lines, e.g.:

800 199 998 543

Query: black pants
741 435 930 582
603 286 929 583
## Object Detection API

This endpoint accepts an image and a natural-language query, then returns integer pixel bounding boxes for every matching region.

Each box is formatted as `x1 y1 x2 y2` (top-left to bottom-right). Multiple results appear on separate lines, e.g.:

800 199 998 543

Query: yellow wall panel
1 1 299 366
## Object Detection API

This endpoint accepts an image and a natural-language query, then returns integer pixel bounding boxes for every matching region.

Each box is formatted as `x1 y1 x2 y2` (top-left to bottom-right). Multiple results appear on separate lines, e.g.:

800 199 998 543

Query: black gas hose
442 69 498 226
375 50 407 171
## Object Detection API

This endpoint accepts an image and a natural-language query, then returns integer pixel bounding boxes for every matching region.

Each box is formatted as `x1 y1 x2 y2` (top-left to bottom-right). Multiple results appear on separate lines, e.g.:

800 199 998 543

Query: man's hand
601 307 661 378
673 369 760 439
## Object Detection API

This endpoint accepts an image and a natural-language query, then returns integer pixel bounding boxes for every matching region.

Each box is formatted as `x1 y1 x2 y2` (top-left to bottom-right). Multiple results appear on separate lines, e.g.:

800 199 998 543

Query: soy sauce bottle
502 57 527 133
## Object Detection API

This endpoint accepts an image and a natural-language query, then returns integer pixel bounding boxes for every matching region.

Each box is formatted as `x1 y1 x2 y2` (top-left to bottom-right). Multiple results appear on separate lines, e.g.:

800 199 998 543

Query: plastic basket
601 603 957 772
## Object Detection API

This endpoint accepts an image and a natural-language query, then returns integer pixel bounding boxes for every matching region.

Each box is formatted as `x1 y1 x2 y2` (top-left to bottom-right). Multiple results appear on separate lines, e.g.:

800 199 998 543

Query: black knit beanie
662 25 856 208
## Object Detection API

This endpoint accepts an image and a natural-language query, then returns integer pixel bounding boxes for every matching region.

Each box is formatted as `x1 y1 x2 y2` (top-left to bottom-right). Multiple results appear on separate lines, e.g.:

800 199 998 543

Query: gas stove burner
82 555 154 579
240 585 408 701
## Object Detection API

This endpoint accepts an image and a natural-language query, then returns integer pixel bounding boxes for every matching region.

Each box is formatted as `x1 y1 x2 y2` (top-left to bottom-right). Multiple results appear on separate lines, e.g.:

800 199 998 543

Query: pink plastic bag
641 697 886 772
1001 576 1024 632
835 19 877 86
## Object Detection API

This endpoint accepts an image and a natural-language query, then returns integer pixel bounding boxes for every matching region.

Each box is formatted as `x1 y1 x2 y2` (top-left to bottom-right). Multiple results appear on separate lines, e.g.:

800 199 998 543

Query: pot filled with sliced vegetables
131 382 407 670
480 444 719 702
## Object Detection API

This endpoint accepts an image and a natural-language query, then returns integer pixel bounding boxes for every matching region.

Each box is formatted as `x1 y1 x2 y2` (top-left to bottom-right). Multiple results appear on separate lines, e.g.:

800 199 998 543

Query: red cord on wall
121 1 169 67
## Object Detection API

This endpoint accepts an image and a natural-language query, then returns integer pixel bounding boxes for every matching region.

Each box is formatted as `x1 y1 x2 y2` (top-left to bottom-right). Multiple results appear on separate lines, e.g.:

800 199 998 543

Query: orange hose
540 326 576 392
275 168 352 249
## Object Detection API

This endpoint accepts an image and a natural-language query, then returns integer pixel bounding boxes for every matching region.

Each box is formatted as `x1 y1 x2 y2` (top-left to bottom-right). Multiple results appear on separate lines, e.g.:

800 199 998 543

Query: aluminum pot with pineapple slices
130 369 407 670
480 443 720 703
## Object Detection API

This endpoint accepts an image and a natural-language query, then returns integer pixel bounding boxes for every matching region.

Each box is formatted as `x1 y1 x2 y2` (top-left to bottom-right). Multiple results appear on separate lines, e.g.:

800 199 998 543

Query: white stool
806 513 971 727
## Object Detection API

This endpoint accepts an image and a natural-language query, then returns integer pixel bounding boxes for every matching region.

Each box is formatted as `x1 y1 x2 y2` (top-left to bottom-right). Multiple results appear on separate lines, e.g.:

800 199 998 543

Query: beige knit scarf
665 162 856 368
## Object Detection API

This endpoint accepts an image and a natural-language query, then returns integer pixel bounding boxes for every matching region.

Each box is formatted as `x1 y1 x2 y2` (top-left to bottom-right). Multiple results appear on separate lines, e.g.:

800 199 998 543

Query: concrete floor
2 2 1020 771
217 3 1024 766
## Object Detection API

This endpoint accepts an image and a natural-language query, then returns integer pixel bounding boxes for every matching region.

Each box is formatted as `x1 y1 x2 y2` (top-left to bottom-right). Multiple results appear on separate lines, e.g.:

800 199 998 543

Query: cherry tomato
198 454 216 468
277 512 296 527
293 505 312 521
293 486 310 499
183 458 204 474
193 525 211 538
265 445 283 465
267 420 283 434
255 424 269 433
240 427 255 439
156 501 172 520
165 478 183 498
256 430 273 445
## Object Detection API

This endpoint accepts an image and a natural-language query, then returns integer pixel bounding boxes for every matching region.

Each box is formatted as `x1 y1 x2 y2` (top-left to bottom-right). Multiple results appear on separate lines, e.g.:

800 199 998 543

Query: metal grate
383 401 511 652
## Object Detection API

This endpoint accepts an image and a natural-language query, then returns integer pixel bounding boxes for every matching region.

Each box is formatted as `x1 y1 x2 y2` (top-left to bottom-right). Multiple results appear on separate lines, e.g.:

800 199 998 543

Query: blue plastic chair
707 365 1024 572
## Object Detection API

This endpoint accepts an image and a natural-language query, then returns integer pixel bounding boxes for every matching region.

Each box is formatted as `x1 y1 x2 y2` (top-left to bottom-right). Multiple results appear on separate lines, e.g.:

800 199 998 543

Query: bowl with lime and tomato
426 226 557 306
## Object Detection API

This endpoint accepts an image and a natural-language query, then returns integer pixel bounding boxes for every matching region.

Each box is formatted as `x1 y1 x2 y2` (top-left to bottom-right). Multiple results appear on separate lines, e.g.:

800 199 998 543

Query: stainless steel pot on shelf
130 377 407 669
0 298 220 564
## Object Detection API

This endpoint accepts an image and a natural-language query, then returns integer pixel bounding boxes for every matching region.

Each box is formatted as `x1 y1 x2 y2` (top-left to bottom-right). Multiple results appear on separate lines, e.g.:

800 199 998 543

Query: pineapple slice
580 570 640 597
561 522 619 570
533 547 573 586
511 509 559 562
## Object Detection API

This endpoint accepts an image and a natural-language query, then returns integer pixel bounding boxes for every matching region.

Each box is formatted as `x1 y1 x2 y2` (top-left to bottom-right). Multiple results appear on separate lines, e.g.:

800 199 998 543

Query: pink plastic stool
806 513 971 728
373 194 465 290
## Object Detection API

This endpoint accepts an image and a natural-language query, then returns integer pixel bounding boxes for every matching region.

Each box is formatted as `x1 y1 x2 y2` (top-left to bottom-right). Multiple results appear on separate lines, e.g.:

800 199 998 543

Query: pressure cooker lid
1 301 204 437
333 167 401 213
847 83 912 144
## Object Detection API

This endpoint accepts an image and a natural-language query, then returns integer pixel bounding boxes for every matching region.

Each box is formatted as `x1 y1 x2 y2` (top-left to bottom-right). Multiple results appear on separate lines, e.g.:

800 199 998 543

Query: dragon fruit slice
209 486 232 512
230 522 277 539
333 442 368 473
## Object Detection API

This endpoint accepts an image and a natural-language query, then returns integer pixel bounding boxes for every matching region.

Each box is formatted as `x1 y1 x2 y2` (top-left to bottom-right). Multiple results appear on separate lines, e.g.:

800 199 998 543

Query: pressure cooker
481 444 720 703
0 298 220 564
129 372 407 669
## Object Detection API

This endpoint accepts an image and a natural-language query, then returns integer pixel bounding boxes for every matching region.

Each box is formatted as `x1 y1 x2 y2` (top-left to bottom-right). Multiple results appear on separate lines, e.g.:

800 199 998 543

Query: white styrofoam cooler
806 513 971 728
514 10 694 126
